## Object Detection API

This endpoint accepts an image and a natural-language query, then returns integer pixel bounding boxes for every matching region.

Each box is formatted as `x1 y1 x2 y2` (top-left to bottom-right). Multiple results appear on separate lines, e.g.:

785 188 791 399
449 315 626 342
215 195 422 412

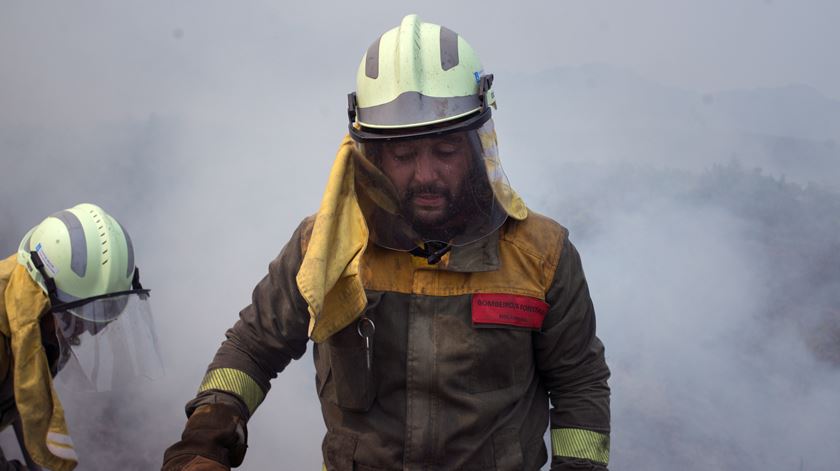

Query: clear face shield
28 250 165 392
50 290 164 392
353 118 516 255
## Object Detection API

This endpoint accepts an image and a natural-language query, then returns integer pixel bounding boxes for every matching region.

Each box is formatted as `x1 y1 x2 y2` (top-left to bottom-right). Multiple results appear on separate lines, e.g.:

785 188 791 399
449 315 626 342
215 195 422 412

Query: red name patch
471 293 549 330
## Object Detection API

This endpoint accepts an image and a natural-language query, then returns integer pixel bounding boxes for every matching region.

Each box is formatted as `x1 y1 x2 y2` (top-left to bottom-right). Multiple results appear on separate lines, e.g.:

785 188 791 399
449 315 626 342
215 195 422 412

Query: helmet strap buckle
29 250 60 305
347 92 358 124
131 267 144 290
478 74 495 111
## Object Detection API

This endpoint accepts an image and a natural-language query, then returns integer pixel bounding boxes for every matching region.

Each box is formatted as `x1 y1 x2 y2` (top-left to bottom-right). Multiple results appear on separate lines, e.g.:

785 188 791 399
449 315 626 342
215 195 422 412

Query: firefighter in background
0 203 161 470
163 14 610 471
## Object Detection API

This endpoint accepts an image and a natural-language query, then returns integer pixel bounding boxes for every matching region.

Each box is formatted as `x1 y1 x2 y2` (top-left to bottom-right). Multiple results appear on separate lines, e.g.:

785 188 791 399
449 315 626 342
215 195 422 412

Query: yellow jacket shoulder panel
362 211 568 300
500 210 569 293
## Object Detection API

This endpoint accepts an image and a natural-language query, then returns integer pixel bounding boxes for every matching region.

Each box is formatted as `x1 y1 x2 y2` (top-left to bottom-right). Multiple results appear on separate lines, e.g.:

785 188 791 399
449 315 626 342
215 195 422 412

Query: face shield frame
348 74 495 142
29 249 149 318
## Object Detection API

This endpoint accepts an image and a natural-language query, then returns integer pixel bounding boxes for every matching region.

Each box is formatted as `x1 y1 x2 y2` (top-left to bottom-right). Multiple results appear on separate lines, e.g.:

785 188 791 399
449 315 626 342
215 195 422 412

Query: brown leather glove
161 403 247 471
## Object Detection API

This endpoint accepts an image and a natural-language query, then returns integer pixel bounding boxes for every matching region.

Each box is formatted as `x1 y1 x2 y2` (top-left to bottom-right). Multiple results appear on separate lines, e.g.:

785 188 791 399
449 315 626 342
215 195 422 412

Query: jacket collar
436 227 501 273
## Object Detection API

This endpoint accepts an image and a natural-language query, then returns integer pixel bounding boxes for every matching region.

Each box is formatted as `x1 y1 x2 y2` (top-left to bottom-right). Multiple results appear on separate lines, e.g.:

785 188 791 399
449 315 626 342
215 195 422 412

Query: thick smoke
1 2 839 470
497 63 840 469
530 161 840 470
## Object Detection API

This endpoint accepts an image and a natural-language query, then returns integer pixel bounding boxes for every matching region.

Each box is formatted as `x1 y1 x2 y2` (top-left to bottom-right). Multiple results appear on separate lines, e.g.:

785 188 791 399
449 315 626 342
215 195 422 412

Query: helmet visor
354 118 515 251
52 292 164 392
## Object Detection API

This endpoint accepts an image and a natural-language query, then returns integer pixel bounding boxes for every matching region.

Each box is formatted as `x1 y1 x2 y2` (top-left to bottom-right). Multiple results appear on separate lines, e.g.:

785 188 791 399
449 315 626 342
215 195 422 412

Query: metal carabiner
357 316 375 371
356 316 375 338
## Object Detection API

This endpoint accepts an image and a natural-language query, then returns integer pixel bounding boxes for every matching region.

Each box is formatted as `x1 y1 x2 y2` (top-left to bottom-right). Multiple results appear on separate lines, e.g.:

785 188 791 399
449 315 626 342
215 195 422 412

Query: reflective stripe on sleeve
198 368 265 415
551 428 610 464
46 432 79 461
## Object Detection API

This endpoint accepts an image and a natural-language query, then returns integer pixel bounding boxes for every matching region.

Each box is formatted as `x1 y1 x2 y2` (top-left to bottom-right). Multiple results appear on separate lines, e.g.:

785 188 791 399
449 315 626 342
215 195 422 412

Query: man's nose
412 153 438 184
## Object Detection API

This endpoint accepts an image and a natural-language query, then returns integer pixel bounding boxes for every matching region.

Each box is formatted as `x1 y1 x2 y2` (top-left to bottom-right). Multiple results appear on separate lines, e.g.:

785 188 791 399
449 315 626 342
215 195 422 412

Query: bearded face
377 133 473 235
355 124 508 249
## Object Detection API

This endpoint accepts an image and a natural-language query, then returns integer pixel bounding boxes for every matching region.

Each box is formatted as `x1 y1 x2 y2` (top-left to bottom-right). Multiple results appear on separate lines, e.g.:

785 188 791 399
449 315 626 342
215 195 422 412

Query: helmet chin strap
30 250 60 306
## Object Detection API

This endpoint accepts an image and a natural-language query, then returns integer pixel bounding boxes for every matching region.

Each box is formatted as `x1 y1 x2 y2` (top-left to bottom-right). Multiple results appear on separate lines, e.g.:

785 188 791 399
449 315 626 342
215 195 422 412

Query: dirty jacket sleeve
186 219 313 419
535 235 611 470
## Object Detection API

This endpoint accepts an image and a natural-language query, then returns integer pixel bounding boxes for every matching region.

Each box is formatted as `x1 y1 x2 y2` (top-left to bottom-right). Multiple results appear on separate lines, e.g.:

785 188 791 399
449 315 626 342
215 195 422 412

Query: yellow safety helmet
17 203 143 321
348 14 496 141
347 15 526 255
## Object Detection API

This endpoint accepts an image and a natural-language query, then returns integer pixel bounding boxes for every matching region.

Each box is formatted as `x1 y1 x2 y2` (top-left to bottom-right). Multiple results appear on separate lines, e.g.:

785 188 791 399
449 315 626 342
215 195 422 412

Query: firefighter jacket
188 211 611 471
0 255 78 471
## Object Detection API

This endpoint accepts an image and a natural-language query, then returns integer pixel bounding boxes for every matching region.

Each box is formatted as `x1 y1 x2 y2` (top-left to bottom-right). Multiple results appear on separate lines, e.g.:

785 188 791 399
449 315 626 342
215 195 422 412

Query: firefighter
163 14 610 471
0 203 161 470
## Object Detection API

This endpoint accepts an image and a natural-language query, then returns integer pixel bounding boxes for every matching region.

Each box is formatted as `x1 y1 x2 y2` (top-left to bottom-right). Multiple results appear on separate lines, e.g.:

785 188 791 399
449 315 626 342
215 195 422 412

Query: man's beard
402 183 467 242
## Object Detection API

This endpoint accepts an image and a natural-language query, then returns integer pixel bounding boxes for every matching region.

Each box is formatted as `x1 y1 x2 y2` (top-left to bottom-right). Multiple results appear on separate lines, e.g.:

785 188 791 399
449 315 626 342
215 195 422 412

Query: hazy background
1 1 839 469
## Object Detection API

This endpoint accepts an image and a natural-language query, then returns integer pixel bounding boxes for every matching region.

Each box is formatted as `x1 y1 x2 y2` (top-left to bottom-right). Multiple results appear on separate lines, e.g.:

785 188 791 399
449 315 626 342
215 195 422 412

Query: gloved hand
161 403 247 471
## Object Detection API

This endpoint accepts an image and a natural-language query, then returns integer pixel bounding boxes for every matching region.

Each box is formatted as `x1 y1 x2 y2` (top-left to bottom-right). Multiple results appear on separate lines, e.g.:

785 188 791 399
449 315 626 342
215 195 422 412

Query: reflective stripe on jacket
191 211 611 470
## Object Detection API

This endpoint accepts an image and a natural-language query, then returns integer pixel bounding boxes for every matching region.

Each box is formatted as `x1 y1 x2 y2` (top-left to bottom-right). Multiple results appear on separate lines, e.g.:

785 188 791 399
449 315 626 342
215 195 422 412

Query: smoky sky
1 2 839 470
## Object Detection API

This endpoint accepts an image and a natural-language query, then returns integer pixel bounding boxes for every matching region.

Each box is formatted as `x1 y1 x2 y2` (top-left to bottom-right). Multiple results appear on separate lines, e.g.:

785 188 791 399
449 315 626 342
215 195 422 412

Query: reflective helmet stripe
439 26 459 70
118 221 135 278
365 35 381 79
51 210 88 277
357 91 480 128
